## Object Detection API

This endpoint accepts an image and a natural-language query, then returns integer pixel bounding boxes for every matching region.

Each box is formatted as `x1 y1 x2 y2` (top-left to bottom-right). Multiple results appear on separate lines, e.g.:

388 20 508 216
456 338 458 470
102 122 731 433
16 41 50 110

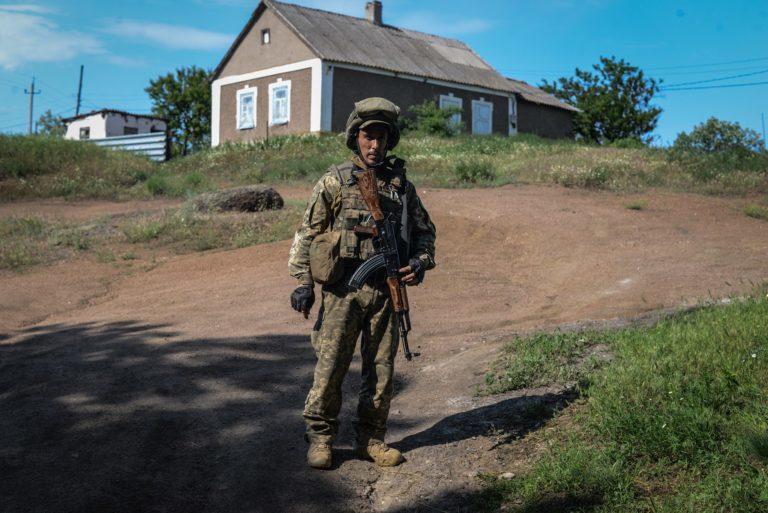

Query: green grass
480 292 768 512
481 331 610 394
745 203 768 221
0 201 303 271
2 133 766 200
118 200 302 252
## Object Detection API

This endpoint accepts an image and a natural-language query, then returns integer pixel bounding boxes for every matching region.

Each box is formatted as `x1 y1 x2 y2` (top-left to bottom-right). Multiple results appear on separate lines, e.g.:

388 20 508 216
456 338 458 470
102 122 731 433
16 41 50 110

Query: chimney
365 1 382 25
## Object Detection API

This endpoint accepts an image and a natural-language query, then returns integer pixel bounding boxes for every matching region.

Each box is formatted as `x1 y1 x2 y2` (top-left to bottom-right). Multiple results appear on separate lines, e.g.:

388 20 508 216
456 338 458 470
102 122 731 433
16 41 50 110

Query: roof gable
269 0 514 93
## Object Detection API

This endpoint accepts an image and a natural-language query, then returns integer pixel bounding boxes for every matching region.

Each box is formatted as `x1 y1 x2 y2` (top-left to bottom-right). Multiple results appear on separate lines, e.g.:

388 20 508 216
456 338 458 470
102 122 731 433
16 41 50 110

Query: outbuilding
62 109 167 141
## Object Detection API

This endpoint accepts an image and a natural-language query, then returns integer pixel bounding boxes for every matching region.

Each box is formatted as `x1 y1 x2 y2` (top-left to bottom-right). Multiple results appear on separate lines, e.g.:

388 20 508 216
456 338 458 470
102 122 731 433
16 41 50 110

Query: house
62 109 167 141
210 0 577 146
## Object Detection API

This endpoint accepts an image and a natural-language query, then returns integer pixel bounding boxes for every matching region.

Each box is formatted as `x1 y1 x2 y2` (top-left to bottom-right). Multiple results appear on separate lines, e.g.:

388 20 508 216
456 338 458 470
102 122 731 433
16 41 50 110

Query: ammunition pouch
309 231 343 285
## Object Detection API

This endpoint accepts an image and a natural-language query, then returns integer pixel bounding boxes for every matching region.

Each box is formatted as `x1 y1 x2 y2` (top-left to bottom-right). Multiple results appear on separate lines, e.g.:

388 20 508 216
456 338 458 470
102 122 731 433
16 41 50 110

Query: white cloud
0 4 54 14
0 7 102 69
106 20 232 50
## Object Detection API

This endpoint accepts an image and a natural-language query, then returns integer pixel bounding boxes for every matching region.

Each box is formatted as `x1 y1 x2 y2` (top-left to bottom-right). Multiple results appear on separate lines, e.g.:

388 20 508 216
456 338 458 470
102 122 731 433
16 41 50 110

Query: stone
193 186 283 213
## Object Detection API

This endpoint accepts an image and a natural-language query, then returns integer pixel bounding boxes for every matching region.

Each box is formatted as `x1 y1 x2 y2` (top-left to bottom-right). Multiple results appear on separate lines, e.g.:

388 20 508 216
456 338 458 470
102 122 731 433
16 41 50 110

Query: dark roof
212 1 579 114
213 0 515 93
62 109 166 123
506 79 580 112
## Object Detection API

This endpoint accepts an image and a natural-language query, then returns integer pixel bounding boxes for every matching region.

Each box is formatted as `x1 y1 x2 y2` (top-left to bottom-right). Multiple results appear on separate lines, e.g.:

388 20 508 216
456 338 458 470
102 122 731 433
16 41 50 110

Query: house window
269 80 291 125
471 99 493 135
124 126 138 135
438 94 463 129
261 29 270 44
79 127 90 140
237 86 257 130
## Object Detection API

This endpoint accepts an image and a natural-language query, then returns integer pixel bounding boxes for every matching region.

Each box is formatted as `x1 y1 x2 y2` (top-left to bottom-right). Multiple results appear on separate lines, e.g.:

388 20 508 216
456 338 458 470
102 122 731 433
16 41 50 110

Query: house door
472 100 492 135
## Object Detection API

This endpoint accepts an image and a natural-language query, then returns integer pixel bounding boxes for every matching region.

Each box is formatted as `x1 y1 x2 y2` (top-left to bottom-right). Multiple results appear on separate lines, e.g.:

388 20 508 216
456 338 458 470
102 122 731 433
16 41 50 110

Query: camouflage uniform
289 158 436 444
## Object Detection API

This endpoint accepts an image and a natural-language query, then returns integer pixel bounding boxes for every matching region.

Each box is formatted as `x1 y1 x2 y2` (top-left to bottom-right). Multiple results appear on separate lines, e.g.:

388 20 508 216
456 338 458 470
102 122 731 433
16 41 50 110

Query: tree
36 109 66 137
145 66 211 156
672 117 765 156
540 56 662 144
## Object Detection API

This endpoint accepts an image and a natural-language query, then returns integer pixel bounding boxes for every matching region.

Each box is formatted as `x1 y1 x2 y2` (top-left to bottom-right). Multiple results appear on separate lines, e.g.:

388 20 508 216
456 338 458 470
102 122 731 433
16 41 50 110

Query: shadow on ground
0 321 366 513
391 389 577 453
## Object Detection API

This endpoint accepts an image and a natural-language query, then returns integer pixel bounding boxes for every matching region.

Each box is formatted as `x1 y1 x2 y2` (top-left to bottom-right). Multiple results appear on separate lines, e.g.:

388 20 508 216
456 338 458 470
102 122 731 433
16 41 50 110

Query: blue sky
0 0 766 144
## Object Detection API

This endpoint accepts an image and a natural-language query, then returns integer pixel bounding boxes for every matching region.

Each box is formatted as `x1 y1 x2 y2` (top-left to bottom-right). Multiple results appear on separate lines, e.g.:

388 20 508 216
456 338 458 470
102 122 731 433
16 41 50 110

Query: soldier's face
357 125 388 166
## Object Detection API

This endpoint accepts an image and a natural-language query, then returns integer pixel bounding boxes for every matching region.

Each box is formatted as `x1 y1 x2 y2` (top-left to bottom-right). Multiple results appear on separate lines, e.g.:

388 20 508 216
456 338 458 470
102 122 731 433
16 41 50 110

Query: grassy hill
1 133 766 201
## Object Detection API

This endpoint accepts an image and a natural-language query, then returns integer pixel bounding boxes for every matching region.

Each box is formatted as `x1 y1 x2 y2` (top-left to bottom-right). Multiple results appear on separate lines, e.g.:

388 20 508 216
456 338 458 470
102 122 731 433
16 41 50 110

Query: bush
672 117 766 156
453 160 495 184
402 100 464 136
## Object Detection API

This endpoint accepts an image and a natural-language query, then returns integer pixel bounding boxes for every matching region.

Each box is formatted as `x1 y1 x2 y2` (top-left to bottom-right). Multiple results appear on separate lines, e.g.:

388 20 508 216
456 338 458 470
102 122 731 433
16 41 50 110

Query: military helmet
345 97 401 152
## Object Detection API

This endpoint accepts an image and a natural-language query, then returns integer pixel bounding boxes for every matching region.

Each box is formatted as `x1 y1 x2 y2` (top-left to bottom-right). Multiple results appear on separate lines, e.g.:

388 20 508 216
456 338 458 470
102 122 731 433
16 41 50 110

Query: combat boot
307 442 332 469
354 439 404 467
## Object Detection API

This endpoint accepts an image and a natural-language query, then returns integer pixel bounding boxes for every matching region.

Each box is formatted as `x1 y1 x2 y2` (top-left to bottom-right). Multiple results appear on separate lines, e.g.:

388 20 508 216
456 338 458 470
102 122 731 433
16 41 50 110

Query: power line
647 56 768 71
662 80 768 91
662 68 768 88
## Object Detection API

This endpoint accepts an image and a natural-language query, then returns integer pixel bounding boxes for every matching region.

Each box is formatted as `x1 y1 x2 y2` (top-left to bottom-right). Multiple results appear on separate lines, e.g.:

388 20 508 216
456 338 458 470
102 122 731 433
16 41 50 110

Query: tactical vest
331 160 408 263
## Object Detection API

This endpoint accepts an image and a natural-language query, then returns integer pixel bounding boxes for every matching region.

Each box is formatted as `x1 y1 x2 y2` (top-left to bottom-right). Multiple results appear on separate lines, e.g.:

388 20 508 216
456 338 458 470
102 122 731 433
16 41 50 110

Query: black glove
290 285 315 317
408 258 426 285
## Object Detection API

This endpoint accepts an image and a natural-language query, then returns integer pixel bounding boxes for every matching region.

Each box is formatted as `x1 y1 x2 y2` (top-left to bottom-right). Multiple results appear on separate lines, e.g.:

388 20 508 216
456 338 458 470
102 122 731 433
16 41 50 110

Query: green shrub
122 218 166 242
145 174 171 196
744 204 768 221
402 100 464 136
453 160 496 184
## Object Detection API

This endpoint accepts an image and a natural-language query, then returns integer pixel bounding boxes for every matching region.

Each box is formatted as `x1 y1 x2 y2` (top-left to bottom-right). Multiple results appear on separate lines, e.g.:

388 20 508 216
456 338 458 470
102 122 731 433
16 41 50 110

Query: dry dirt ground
2 185 767 513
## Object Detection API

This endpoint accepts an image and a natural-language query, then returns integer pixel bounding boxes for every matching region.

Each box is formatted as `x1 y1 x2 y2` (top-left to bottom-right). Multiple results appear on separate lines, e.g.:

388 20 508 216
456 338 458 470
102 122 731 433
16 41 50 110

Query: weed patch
745 203 768 221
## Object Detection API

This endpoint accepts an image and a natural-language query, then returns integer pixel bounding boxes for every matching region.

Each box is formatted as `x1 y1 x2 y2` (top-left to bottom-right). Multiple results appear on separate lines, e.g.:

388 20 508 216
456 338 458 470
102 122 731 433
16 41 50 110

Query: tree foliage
401 100 464 137
672 117 765 156
540 56 662 144
36 109 66 137
146 66 211 156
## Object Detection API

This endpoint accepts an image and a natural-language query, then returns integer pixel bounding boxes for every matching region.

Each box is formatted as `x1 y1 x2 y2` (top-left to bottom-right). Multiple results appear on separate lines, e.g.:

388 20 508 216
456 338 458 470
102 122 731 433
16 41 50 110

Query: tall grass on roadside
1 202 303 271
0 216 93 270
3 133 767 200
118 200 303 253
480 293 768 512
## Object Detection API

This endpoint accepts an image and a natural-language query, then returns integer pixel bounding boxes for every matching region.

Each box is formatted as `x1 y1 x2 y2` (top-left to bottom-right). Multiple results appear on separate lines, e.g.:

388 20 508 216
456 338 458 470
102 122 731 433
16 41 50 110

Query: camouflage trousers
303 277 399 444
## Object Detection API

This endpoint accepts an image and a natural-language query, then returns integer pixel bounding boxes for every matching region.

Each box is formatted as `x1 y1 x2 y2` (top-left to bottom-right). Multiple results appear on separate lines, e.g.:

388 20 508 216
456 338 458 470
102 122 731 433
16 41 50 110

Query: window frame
268 80 291 126
236 86 258 130
79 127 90 140
471 98 494 135
261 28 270 44
439 94 463 129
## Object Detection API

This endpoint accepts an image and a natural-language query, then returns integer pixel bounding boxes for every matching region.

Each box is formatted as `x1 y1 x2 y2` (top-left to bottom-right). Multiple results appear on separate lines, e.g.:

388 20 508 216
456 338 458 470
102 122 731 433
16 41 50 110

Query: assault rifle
347 162 419 361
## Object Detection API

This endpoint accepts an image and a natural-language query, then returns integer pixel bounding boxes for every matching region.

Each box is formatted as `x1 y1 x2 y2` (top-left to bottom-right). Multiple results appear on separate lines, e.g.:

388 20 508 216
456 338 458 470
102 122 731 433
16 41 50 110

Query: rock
500 472 516 479
193 186 284 213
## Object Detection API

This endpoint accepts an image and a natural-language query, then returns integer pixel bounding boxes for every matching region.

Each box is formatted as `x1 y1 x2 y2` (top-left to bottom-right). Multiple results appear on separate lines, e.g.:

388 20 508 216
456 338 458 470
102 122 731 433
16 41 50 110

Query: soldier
288 97 436 469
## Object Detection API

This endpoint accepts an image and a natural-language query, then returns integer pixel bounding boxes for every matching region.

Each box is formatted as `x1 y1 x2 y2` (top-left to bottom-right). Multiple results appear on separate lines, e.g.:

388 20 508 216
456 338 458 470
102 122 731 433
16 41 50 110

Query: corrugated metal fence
91 132 169 162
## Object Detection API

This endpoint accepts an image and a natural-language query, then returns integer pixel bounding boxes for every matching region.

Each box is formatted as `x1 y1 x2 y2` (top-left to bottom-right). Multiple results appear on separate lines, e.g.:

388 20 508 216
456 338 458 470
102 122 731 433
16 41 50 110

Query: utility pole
75 65 84 116
24 77 41 135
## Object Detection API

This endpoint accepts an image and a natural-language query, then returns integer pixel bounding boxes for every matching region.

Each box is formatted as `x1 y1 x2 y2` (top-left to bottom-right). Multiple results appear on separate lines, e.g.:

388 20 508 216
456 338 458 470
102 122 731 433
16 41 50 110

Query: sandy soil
1 185 767 513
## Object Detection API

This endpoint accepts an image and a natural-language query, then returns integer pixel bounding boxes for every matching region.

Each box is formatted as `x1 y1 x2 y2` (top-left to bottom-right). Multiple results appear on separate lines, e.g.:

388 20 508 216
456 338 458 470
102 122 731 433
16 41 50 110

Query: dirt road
2 185 767 512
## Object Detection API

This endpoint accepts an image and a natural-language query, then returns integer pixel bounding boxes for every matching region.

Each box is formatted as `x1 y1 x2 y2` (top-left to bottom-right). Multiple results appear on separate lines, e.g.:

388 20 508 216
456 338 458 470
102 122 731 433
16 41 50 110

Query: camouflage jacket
288 157 436 286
